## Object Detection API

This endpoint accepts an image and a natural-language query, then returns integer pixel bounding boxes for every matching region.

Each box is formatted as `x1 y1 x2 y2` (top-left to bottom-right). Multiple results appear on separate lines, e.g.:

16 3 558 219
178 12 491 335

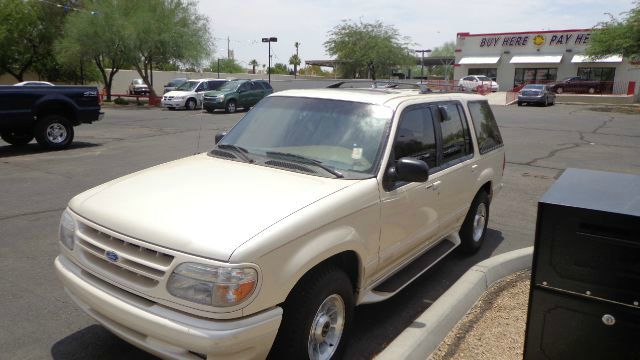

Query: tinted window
394 107 437 168
437 103 472 164
258 81 272 90
250 82 260 90
196 82 207 92
238 82 250 92
467 101 503 154
208 81 225 90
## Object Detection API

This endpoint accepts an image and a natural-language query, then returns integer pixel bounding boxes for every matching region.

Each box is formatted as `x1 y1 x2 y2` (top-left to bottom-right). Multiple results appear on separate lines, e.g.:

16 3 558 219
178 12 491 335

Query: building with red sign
453 29 639 93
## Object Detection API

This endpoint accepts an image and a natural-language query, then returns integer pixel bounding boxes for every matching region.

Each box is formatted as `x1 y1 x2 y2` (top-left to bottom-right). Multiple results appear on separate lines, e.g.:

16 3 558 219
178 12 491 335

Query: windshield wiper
265 151 344 178
217 144 254 163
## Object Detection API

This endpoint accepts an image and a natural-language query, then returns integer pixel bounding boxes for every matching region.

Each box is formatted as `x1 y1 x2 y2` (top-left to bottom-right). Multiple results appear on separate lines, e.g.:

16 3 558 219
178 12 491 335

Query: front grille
521 91 540 96
75 222 174 289
164 96 174 100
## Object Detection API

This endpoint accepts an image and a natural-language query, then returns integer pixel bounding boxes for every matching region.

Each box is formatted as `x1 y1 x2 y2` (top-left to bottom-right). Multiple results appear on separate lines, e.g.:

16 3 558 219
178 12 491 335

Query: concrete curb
375 246 534 360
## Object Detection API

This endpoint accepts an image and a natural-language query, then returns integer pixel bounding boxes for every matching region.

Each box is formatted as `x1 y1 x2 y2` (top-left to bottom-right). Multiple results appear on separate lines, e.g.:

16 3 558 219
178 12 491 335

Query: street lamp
415 49 432 84
262 37 278 83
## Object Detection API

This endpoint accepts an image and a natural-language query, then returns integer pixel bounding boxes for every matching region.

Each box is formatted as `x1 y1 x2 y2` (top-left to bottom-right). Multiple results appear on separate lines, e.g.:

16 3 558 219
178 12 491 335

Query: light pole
262 37 278 83
415 49 432 84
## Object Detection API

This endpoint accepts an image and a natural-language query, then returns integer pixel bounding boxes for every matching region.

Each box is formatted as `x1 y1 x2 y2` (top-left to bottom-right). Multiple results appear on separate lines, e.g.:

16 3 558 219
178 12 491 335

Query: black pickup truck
0 85 103 150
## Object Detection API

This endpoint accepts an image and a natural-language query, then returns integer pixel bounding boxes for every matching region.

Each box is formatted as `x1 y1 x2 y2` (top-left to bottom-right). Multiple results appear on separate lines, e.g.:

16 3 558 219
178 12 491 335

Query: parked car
549 77 603 94
0 85 102 149
458 75 499 92
55 88 504 360
203 79 273 113
128 79 149 95
517 84 556 106
163 77 188 94
161 79 227 110
14 81 54 86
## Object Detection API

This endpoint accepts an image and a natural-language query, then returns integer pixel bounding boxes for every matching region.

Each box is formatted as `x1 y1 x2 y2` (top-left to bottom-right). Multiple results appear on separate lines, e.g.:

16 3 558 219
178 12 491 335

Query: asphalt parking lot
1 102 639 359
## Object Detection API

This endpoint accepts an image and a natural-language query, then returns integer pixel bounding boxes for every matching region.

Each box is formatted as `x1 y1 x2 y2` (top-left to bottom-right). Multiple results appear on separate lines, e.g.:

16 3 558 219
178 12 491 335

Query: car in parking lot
203 79 273 113
517 84 556 106
55 87 504 360
161 79 227 110
549 76 603 94
128 79 149 95
458 75 499 92
163 77 188 94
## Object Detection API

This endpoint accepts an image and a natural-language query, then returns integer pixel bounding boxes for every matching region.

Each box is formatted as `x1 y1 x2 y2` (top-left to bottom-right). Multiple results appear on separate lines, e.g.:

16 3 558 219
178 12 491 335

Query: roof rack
327 80 432 94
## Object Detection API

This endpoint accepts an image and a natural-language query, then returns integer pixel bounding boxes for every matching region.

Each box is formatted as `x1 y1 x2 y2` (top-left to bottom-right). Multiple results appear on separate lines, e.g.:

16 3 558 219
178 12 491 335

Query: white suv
55 88 505 360
161 78 227 110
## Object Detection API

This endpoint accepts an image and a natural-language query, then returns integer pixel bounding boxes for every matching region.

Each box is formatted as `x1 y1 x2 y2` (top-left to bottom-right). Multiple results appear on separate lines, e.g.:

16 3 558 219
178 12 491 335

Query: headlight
216 95 224 99
59 209 77 250
167 262 257 307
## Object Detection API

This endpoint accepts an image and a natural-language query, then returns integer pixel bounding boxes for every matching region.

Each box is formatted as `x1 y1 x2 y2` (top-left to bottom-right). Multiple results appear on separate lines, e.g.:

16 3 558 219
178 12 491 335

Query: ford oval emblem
105 250 119 262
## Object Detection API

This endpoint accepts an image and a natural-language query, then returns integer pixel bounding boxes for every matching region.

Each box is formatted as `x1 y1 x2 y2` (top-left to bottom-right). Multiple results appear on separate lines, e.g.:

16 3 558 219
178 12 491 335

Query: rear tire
34 115 74 150
269 266 354 360
459 191 490 254
1 130 34 146
556 87 563 94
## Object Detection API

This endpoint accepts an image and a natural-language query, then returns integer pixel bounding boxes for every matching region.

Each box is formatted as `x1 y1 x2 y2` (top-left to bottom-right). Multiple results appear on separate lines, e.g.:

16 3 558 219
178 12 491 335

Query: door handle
426 180 441 190
471 164 478 173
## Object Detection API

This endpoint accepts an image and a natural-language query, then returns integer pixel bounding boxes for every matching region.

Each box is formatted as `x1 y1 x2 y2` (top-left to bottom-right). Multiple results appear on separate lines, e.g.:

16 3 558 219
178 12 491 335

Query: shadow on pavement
344 228 505 359
51 324 158 360
0 142 100 158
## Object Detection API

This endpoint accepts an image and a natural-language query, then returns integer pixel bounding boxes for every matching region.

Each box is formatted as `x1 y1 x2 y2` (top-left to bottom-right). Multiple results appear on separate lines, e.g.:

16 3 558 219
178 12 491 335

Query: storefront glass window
468 68 497 81
514 68 558 88
577 67 615 81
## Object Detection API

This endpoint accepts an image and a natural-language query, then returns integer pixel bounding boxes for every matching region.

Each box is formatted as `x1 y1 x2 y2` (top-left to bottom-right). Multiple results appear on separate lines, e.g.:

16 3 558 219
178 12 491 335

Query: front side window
176 81 199 91
217 97 393 179
394 106 437 169
467 100 503 154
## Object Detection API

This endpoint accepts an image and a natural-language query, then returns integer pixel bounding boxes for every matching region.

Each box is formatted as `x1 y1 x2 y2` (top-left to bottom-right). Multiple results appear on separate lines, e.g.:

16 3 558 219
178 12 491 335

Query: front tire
459 191 490 254
555 87 563 94
34 115 74 150
1 130 34 146
185 98 197 110
269 266 354 360
588 87 596 94
225 100 237 113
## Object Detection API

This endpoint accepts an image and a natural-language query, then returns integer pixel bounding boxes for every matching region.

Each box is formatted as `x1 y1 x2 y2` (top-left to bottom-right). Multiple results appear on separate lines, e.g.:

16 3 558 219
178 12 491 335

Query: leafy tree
270 63 289 75
427 41 455 79
587 2 640 62
299 65 333 77
249 59 259 74
324 20 414 79
211 58 244 73
57 0 130 100
124 0 213 97
0 0 63 81
289 54 301 78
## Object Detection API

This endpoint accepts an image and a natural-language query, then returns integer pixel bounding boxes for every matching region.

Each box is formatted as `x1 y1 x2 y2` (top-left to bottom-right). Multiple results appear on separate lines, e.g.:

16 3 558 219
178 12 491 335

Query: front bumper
162 99 187 108
203 98 225 109
55 255 282 360
518 95 546 103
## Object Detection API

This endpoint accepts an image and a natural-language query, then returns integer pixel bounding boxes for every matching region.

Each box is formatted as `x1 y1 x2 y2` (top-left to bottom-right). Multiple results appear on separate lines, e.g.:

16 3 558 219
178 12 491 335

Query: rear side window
467 101 503 154
258 81 272 90
437 103 472 164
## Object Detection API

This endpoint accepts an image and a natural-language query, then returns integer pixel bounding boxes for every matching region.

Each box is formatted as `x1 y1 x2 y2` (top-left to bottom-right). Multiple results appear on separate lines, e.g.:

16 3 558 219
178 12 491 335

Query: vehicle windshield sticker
352 147 363 160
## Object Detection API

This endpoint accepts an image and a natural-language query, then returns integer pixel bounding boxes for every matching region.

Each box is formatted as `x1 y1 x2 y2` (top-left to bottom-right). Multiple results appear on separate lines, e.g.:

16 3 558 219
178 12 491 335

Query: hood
164 90 194 97
204 90 228 97
69 154 355 261
133 84 148 89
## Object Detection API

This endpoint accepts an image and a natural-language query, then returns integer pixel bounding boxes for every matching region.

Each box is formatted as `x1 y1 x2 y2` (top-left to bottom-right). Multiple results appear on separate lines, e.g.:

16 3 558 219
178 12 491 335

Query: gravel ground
430 271 531 360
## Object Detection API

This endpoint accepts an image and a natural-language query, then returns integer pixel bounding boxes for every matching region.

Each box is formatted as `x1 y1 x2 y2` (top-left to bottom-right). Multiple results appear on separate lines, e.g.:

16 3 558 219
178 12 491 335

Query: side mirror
214 131 228 144
438 105 450 121
393 157 429 183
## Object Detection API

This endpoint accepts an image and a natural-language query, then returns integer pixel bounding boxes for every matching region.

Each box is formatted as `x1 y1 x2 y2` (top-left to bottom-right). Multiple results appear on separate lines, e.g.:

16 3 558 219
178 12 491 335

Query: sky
196 0 635 68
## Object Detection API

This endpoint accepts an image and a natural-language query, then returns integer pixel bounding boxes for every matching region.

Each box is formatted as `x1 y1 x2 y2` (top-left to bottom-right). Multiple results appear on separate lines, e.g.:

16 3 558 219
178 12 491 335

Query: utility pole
294 42 300 79
217 59 220 79
415 49 432 84
262 37 278 83
227 36 230 59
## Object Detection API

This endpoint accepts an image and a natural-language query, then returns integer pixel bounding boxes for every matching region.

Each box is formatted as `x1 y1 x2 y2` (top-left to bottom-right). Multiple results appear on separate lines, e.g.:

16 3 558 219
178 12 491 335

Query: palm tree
249 59 258 74
289 54 301 78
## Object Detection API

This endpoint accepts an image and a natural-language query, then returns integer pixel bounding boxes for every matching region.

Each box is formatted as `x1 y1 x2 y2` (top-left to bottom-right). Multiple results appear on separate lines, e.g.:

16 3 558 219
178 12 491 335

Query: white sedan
457 76 499 92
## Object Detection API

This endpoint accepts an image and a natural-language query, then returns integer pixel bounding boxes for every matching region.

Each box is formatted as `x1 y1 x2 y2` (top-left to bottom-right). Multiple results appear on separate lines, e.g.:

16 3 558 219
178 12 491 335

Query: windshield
217 81 242 92
217 96 393 179
168 79 186 87
523 85 544 90
477 76 492 82
176 80 199 91
133 79 144 85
